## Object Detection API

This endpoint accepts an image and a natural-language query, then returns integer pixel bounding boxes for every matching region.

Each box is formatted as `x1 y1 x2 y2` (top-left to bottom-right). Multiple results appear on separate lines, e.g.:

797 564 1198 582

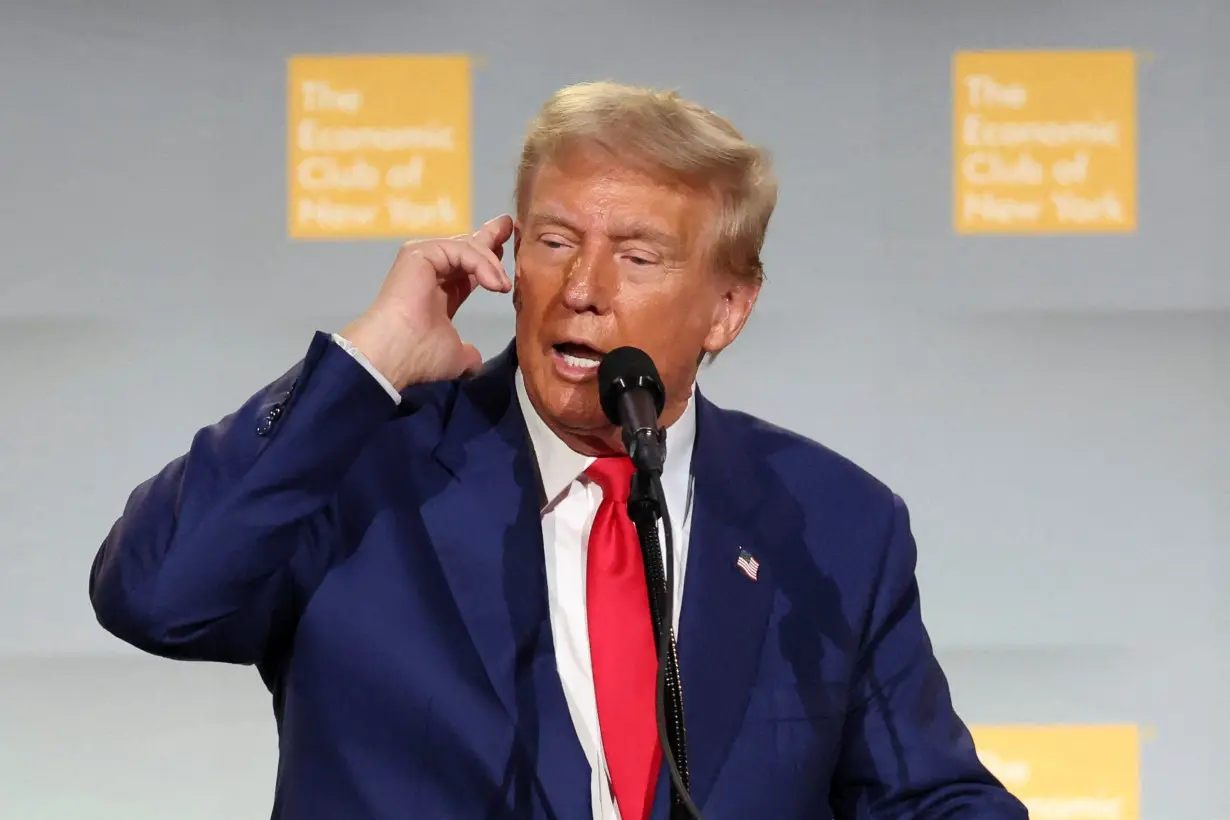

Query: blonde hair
515 81 777 284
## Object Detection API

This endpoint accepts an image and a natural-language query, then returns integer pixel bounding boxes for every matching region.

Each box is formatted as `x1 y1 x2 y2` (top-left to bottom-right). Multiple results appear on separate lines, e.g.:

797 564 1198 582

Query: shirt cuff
331 332 402 405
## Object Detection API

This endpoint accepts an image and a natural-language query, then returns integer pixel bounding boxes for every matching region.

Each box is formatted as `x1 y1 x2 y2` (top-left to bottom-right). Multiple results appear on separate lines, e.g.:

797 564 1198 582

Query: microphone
598 346 704 818
597 346 667 474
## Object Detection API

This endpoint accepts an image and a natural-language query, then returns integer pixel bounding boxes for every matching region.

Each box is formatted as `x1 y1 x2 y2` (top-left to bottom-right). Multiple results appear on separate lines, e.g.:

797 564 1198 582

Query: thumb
456 341 483 379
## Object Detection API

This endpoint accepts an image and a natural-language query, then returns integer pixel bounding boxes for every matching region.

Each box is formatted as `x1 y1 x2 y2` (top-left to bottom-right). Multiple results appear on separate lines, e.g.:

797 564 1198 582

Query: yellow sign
953 50 1136 234
971 724 1139 820
287 54 471 239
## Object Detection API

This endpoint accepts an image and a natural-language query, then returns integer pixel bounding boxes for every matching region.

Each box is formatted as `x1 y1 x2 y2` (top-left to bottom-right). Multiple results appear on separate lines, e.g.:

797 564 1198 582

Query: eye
623 253 659 267
539 234 572 250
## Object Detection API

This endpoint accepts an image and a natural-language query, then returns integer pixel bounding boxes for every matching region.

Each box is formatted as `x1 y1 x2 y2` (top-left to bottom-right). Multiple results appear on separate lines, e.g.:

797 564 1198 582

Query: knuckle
397 242 430 264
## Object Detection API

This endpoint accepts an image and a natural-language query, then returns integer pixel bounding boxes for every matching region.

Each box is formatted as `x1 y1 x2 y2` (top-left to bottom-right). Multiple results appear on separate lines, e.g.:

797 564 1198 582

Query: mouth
550 341 605 380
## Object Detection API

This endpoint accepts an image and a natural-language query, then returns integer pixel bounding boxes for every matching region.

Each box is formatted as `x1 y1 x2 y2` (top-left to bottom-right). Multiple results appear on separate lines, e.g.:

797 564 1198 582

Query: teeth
561 353 601 370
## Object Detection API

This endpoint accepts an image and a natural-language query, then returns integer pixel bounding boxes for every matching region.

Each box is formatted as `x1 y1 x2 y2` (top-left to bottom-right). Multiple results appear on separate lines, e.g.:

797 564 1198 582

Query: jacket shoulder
719 407 899 515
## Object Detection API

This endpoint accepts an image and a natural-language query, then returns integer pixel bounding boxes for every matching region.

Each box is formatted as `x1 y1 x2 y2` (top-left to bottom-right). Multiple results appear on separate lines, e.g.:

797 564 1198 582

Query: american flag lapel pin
735 548 760 582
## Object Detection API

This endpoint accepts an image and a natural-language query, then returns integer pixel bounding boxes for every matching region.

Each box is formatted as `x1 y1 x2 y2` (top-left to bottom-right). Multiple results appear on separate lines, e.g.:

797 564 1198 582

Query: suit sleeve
829 495 1029 819
88 331 402 666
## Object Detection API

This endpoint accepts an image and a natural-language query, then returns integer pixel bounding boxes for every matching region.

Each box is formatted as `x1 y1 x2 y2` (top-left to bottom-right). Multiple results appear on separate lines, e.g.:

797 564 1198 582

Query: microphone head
597 346 666 426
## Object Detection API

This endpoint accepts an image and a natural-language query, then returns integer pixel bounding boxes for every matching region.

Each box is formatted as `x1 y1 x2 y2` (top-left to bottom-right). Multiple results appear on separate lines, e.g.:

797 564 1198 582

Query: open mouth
552 342 604 371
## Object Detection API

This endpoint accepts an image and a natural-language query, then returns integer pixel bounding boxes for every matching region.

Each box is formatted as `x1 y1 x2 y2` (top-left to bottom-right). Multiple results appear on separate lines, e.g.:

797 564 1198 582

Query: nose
560 243 617 314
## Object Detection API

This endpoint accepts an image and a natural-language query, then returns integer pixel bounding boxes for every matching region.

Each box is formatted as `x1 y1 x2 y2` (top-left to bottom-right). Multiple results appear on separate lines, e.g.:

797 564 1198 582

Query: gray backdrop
2 0 1225 817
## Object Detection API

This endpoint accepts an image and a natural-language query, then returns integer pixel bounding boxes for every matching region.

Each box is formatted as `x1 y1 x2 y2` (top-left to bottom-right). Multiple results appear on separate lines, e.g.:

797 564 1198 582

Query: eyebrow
527 211 679 250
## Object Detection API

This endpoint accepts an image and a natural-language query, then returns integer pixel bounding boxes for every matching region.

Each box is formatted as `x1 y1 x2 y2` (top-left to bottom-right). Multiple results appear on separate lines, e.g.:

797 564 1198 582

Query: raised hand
340 215 514 389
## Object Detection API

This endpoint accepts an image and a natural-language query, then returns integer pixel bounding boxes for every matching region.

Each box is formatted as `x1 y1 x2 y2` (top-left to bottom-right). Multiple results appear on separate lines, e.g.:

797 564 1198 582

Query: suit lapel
419 344 589 820
673 395 775 810
417 358 775 816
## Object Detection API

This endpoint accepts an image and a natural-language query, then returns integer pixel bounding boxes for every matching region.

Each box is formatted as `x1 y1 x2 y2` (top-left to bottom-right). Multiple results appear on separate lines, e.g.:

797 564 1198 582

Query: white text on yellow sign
288 54 471 239
953 51 1136 234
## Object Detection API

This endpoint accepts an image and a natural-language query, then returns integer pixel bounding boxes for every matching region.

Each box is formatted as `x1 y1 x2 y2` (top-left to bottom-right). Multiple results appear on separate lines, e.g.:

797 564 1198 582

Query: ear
701 278 760 357
510 222 524 312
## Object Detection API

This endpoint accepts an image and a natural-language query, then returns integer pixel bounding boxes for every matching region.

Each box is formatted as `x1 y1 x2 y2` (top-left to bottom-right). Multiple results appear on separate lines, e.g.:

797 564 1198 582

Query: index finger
472 214 514 254
423 239 511 294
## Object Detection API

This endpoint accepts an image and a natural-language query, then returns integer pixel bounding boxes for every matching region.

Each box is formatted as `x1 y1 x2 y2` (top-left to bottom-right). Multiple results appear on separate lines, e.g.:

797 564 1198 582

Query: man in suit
89 81 1028 819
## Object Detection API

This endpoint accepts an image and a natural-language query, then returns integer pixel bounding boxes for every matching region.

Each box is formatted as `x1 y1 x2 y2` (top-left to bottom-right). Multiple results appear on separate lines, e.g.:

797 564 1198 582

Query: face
513 145 759 455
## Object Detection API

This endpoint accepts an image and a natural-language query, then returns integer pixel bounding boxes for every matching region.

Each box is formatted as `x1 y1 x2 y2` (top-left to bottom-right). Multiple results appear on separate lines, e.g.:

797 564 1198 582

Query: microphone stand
626 453 697 820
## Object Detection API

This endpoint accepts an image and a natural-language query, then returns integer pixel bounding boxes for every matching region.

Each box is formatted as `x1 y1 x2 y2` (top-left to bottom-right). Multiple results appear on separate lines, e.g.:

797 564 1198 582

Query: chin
541 384 606 430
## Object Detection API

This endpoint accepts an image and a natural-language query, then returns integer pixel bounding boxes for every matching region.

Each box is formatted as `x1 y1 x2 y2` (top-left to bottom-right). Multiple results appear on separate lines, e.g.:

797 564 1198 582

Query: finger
442 275 477 319
418 239 510 293
459 234 511 288
472 214 514 255
450 237 509 291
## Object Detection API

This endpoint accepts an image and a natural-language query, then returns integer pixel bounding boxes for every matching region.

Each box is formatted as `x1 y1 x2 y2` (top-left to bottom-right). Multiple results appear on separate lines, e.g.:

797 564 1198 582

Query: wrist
339 313 421 391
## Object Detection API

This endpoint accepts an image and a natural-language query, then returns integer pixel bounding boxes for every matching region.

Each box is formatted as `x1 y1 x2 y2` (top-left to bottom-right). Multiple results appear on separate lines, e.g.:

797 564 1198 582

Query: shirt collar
514 368 697 510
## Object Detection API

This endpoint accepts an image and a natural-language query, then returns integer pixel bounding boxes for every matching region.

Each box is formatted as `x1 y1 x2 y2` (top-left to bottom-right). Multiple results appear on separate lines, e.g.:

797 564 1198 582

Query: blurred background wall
1 0 1226 817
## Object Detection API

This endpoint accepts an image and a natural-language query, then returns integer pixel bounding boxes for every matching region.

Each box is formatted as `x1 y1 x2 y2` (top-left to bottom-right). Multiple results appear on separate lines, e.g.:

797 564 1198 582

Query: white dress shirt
332 335 696 820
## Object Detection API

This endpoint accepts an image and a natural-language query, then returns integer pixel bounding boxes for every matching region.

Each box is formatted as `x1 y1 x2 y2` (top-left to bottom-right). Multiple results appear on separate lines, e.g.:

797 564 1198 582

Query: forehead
524 147 714 245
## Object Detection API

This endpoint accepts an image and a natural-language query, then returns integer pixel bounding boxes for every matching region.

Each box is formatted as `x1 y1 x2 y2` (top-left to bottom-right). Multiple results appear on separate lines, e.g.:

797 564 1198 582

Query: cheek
632 288 716 343
513 261 561 307
512 272 545 321
628 300 715 381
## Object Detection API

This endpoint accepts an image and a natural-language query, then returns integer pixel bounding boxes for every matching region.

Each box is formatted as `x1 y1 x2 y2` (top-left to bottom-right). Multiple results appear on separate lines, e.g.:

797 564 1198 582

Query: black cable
657 492 702 819
633 473 703 819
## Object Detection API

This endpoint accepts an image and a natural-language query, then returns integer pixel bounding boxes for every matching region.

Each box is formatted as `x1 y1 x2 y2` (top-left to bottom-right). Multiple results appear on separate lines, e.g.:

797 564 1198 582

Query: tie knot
584 455 636 502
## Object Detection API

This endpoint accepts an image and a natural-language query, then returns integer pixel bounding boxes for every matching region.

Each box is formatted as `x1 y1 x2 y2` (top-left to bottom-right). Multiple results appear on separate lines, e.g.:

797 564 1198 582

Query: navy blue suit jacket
89 331 1027 819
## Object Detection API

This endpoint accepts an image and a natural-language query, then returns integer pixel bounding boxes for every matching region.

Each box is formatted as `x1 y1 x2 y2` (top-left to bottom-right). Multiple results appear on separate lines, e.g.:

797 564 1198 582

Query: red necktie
585 455 662 820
